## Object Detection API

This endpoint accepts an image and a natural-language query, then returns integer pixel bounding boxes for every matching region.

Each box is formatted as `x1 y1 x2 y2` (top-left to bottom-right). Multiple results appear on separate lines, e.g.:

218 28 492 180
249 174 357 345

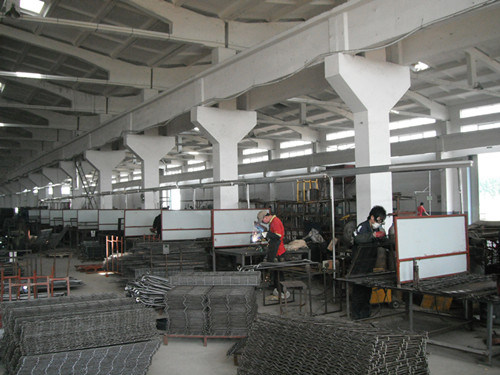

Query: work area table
212 246 311 271
338 272 500 363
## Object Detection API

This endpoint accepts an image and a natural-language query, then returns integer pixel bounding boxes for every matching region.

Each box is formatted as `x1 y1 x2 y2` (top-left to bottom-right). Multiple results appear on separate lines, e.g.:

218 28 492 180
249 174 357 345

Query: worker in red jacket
257 210 286 262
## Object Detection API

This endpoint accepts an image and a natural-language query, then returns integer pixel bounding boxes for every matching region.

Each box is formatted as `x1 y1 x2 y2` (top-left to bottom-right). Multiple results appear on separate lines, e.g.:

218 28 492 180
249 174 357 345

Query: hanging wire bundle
0 294 160 375
125 274 174 307
238 314 429 375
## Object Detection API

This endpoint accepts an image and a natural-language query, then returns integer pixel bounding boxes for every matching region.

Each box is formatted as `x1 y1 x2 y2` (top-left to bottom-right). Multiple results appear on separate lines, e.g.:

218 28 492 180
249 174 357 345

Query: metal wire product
14 339 161 375
119 240 210 279
125 274 174 307
349 273 497 299
206 286 257 336
169 271 261 286
0 294 159 375
164 285 257 337
238 314 429 375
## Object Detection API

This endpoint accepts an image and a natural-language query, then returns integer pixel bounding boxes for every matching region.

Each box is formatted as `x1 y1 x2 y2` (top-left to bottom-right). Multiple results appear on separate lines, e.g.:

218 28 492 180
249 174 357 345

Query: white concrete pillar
124 134 175 209
85 150 126 209
28 173 50 189
42 167 67 185
7 181 22 196
20 178 36 191
60 161 77 208
191 107 256 209
325 53 410 220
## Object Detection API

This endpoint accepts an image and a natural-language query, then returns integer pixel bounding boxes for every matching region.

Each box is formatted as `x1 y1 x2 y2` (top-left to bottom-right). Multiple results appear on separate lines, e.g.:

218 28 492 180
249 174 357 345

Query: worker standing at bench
350 205 387 320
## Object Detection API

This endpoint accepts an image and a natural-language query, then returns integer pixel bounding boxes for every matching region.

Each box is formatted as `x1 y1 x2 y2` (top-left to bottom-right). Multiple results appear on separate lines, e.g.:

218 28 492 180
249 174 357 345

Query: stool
279 280 307 315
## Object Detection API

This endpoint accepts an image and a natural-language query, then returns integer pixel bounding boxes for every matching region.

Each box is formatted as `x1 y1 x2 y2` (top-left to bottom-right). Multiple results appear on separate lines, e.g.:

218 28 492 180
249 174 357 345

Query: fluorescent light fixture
410 61 430 72
20 0 45 14
0 82 4 93
15 71 43 79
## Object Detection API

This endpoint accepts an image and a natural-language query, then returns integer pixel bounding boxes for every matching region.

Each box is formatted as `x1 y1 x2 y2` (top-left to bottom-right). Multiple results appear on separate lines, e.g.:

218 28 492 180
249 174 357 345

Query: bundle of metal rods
125 274 174 307
238 314 429 375
0 294 160 375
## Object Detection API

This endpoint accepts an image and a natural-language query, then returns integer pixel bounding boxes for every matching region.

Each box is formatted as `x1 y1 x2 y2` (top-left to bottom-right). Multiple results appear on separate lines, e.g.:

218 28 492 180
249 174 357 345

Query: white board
124 209 160 237
63 210 78 227
77 210 99 230
49 210 63 226
40 210 49 225
213 209 268 248
99 209 124 231
161 210 211 240
395 215 469 283
28 209 40 222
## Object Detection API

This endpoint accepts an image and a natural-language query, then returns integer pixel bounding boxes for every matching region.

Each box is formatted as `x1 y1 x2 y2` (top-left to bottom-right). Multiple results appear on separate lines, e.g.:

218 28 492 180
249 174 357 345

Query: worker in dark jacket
350 205 387 319
151 214 162 239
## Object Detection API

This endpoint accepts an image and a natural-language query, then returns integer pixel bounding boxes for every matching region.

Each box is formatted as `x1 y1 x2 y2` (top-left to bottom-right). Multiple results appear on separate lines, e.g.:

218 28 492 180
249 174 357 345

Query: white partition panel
124 209 160 237
77 210 99 230
28 209 40 222
63 210 78 227
395 215 469 283
99 209 124 231
49 210 63 226
40 210 49 225
213 208 268 248
162 210 211 240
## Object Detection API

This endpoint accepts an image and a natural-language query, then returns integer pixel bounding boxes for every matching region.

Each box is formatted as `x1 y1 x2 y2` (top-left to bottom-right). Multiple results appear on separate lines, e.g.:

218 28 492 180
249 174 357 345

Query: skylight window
460 103 500 119
389 117 435 130
242 148 267 156
20 0 45 14
280 140 311 149
326 130 354 141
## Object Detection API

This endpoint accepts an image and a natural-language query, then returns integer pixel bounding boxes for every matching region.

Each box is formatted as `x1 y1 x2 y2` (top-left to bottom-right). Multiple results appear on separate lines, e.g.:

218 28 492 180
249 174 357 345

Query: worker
151 213 162 239
256 210 286 262
257 210 288 298
417 202 430 216
350 205 387 320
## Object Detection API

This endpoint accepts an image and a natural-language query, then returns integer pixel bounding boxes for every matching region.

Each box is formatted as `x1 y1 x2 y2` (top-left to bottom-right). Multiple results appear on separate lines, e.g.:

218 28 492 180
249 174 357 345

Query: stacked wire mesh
118 240 210 279
165 285 212 335
207 286 257 336
164 271 260 337
169 271 261 286
0 294 160 375
238 314 429 375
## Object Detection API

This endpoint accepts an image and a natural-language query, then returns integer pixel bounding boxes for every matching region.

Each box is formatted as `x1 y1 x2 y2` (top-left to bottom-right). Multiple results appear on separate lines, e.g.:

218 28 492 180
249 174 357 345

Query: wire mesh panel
238 314 429 375
15 339 161 375
0 294 159 375
169 271 261 286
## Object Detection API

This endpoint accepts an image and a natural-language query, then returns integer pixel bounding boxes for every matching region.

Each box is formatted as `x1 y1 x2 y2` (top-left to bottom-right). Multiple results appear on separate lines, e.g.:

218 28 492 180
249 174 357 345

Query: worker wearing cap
257 210 286 262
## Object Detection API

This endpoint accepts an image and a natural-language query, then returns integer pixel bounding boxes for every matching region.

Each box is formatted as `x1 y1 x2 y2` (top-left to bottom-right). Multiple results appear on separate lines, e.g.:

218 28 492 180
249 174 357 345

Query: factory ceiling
0 0 499 188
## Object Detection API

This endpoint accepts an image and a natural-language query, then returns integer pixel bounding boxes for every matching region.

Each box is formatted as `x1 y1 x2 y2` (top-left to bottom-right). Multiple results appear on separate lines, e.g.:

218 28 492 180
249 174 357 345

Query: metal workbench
338 272 500 363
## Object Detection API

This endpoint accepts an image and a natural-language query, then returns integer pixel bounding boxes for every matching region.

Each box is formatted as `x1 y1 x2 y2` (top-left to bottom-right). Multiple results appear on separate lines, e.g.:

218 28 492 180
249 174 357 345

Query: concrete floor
2 252 500 375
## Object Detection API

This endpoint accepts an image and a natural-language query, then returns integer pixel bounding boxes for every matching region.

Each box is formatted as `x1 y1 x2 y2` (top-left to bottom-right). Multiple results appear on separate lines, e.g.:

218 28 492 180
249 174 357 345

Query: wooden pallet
46 252 72 258
163 334 246 347
74 264 104 273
